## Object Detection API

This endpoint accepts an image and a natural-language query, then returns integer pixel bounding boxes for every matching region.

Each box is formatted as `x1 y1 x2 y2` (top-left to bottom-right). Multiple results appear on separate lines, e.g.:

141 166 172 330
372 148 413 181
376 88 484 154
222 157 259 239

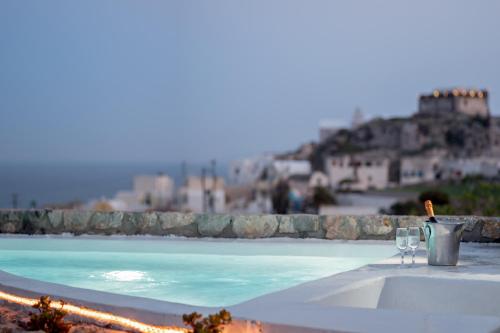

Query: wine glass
408 227 420 264
396 228 408 265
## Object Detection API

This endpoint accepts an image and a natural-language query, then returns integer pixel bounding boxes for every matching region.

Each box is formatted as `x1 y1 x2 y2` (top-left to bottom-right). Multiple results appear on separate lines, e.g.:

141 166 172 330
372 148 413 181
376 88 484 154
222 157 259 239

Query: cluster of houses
227 157 329 213
320 87 500 190
87 172 227 213
90 87 500 213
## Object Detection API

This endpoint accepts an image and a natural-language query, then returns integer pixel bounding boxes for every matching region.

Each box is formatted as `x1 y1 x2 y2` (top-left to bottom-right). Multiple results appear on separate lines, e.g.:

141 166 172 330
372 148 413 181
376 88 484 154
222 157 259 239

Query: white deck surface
230 243 500 332
1 240 500 332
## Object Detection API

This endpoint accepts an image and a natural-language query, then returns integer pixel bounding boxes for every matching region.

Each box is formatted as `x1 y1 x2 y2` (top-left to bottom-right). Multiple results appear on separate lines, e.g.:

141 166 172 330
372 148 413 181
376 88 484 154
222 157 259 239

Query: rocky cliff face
310 113 497 170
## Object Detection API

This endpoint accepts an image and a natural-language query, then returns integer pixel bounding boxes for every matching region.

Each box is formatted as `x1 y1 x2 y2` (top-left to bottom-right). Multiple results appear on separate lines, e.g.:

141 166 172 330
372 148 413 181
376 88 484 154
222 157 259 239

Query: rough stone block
155 212 198 236
291 214 320 232
159 212 195 230
1 222 18 233
481 219 500 240
17 210 50 234
361 215 393 238
277 214 320 235
233 215 278 238
89 211 124 234
277 215 294 234
119 212 140 235
137 212 160 234
63 210 94 234
396 216 426 228
48 210 64 229
322 215 360 240
197 214 232 237
0 210 22 233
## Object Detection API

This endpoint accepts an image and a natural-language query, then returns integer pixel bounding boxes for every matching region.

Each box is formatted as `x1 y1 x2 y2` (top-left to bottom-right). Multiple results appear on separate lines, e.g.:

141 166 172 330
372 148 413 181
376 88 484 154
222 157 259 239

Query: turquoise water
0 236 395 306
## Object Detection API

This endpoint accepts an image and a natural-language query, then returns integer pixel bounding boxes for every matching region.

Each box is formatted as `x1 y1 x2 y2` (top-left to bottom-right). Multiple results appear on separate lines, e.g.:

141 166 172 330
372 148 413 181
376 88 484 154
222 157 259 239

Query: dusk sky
1 0 499 164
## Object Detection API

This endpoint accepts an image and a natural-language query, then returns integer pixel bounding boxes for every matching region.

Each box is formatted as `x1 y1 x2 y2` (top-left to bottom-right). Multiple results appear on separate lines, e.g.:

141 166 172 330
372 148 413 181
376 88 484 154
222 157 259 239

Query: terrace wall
0 210 499 242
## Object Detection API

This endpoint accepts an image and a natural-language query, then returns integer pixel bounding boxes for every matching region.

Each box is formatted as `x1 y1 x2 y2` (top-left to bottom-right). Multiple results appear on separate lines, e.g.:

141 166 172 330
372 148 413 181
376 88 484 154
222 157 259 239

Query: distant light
478 91 484 98
452 89 459 97
433 90 440 97
469 90 476 97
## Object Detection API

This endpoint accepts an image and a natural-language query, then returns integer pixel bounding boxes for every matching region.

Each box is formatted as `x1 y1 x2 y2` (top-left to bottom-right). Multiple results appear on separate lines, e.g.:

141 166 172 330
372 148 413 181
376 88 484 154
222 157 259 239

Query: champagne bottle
424 200 438 223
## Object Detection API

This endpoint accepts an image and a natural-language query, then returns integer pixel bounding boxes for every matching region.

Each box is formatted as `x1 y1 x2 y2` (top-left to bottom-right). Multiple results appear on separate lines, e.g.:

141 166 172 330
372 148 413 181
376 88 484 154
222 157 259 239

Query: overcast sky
1 0 499 164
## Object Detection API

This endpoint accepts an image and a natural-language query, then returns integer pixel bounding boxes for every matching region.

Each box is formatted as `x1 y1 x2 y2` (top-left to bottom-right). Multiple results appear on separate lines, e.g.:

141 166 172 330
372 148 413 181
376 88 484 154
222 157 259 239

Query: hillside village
86 88 500 215
224 88 499 212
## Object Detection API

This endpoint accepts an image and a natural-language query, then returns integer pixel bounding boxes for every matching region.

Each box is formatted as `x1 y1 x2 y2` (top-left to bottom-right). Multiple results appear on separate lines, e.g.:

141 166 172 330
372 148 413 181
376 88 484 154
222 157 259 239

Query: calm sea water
0 163 227 209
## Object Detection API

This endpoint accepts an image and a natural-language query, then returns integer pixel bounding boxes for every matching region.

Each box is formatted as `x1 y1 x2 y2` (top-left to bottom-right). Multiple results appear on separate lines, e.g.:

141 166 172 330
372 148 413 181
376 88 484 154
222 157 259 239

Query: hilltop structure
418 88 489 118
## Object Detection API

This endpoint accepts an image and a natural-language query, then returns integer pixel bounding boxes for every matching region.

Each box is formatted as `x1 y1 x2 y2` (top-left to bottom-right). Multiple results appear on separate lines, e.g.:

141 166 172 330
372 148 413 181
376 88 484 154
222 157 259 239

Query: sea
0 162 227 209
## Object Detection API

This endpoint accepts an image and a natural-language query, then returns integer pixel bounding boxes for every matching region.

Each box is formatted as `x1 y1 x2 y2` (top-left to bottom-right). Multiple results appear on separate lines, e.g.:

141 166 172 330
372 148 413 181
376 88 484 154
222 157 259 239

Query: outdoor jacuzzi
0 236 396 307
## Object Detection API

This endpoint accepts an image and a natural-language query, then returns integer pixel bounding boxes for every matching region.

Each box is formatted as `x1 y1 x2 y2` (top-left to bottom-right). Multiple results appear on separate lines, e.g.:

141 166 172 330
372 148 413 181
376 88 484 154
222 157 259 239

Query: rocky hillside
308 113 497 171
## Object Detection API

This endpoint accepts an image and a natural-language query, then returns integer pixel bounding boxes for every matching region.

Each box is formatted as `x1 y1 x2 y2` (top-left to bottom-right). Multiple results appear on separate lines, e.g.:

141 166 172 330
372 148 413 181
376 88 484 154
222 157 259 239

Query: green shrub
388 200 422 215
312 186 336 207
183 309 232 333
27 296 70 333
418 190 450 205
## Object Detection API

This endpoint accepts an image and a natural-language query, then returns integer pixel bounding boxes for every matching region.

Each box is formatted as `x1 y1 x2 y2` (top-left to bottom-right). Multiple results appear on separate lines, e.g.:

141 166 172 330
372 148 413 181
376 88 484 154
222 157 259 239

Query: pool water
0 236 396 306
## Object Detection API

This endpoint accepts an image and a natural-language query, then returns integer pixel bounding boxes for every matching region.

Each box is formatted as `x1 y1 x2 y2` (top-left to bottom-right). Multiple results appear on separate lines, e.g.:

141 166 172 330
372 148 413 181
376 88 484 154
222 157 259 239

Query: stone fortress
418 88 489 118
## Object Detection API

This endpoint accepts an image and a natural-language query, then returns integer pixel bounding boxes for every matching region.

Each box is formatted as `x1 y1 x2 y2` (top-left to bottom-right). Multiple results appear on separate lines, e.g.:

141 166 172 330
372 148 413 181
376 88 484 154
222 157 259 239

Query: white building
443 157 500 179
400 150 447 185
86 173 174 211
325 152 392 191
229 155 273 185
133 174 175 209
401 152 500 185
178 176 226 213
271 160 311 178
246 159 312 214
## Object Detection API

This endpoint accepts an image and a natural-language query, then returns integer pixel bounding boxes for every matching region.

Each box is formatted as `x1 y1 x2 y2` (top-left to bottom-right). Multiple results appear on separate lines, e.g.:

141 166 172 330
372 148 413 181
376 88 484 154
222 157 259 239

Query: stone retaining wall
0 210 499 242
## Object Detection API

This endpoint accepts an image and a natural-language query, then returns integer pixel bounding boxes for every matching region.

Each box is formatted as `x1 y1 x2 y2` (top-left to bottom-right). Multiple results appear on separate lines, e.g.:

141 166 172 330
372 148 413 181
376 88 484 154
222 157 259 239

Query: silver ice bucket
423 221 466 266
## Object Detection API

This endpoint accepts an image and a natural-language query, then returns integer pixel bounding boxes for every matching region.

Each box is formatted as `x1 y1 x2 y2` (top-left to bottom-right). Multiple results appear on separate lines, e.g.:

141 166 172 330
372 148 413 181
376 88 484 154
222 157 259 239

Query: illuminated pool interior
0 236 396 306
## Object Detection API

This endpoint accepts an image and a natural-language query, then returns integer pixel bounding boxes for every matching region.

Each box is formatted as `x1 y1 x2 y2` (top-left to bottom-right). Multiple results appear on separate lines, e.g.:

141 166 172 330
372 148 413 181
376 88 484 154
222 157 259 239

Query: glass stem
412 250 415 264
401 251 404 265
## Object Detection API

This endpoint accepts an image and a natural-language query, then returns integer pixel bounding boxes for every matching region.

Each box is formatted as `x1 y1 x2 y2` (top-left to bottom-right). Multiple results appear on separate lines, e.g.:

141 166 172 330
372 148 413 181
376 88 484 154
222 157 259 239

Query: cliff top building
418 88 489 118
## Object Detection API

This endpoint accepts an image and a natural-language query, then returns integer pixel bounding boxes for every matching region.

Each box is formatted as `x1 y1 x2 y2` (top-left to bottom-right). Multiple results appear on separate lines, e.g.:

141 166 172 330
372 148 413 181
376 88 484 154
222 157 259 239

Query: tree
312 186 336 209
272 180 290 214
